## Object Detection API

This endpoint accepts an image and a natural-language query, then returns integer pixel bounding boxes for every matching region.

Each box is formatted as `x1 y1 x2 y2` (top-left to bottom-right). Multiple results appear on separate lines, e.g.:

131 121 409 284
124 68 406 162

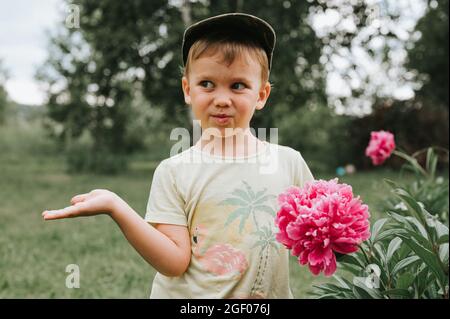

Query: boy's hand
42 189 120 220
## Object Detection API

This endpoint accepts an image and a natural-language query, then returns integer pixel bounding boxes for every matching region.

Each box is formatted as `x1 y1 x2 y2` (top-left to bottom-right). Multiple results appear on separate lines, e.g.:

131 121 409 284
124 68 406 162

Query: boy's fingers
70 193 90 205
42 204 85 220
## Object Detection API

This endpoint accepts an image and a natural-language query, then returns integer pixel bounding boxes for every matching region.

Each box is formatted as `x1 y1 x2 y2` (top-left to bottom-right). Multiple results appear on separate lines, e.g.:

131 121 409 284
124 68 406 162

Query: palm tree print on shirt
220 181 276 233
219 181 281 295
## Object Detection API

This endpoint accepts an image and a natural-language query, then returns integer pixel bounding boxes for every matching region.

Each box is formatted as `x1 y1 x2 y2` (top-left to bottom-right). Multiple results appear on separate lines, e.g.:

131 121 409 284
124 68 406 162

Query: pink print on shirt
192 224 248 276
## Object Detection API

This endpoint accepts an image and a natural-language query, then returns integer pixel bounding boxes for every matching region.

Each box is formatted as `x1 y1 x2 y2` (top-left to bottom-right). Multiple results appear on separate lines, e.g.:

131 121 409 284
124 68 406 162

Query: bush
348 102 449 170
311 148 449 299
65 132 128 175
277 104 353 174
383 148 449 224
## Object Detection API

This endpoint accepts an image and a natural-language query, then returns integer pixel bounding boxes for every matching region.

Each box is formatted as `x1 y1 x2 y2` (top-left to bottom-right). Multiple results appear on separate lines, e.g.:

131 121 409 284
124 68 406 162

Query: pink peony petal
365 130 396 166
323 253 337 276
275 178 371 276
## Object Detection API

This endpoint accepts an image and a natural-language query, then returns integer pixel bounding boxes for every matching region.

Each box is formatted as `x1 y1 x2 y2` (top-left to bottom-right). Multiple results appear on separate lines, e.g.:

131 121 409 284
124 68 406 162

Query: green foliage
407 0 449 109
311 147 449 299
0 60 9 124
344 102 449 170
312 188 449 298
65 140 128 175
384 148 449 223
0 114 59 160
278 104 353 174
0 85 8 124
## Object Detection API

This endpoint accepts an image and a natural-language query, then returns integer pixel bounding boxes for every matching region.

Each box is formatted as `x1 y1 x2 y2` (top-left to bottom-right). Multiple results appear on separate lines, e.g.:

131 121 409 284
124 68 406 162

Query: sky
0 0 61 105
0 0 428 109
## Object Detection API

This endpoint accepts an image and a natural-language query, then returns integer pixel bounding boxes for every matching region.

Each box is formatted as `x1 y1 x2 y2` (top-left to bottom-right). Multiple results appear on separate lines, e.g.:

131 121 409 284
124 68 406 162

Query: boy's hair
183 33 270 85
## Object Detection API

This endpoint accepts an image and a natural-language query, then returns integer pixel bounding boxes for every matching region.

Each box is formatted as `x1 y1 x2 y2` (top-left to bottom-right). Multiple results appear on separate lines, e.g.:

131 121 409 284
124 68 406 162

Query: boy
42 13 314 298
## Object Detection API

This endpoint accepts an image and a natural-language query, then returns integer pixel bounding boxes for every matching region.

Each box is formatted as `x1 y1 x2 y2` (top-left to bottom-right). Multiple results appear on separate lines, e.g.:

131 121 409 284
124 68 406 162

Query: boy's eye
231 82 246 90
200 81 214 89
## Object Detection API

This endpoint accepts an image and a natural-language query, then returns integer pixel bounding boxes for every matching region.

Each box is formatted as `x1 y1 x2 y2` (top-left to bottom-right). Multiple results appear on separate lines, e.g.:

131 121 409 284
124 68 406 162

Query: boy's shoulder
268 142 306 161
156 147 194 168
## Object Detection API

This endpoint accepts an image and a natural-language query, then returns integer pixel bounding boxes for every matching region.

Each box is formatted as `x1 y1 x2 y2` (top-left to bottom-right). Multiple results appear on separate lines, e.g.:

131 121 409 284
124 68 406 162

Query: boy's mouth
211 113 232 118
210 114 232 125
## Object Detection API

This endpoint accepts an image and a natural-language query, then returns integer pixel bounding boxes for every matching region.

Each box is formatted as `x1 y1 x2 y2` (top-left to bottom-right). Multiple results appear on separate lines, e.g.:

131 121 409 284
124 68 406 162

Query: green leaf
391 255 421 275
437 234 449 245
392 150 428 177
408 217 429 239
316 293 341 299
351 286 368 299
416 264 429 298
396 273 415 290
386 237 403 264
398 234 446 287
383 178 398 190
382 289 412 298
333 275 351 290
376 228 406 242
371 218 389 242
315 283 350 294
373 243 387 267
388 213 433 250
439 243 448 264
340 263 364 276
434 219 449 238
401 227 434 251
397 244 412 260
337 253 365 268
392 188 430 233
425 148 437 179
352 277 382 299
388 212 414 231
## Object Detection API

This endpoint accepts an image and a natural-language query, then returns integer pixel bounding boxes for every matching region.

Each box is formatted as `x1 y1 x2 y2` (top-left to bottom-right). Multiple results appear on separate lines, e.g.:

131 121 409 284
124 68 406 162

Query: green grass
1 120 440 298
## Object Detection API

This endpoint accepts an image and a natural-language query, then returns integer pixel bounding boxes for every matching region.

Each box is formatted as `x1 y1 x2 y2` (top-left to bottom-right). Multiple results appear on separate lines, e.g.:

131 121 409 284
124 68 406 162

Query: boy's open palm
42 189 118 220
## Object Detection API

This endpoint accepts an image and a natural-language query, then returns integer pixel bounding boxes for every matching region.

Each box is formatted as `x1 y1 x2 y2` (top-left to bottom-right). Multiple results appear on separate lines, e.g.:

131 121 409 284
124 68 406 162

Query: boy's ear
255 81 271 110
181 76 191 105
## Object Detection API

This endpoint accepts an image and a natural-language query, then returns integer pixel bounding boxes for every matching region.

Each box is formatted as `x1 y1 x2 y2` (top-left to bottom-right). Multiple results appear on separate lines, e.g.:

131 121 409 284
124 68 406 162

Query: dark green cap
182 13 276 70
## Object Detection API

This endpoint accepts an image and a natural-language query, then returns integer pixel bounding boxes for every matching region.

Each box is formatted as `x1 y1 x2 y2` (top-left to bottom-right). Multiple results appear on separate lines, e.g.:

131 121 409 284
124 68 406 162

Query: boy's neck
194 128 265 158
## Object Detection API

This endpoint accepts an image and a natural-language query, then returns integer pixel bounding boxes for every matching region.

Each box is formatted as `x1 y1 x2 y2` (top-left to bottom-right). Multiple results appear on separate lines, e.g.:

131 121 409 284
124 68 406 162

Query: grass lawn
1 122 442 298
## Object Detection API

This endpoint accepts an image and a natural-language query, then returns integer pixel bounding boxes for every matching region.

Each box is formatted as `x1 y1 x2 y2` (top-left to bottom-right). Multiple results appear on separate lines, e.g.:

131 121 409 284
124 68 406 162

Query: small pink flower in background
365 130 396 165
275 179 370 276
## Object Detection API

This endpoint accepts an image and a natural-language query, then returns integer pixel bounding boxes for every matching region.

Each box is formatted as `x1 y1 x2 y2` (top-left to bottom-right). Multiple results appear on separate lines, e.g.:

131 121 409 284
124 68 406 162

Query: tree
38 0 183 173
407 0 449 109
0 60 10 124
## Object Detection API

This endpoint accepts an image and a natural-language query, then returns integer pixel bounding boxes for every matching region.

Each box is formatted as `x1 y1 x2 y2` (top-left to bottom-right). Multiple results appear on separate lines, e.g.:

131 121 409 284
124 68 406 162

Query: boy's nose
213 90 232 107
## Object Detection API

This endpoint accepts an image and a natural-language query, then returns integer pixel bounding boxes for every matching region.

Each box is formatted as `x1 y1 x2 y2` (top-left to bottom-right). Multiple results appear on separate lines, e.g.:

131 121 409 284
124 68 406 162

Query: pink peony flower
275 179 370 276
365 130 396 166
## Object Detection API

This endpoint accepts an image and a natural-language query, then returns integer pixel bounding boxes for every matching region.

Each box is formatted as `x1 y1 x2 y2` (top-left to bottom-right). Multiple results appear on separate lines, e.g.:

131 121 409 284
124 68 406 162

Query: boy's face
182 49 271 137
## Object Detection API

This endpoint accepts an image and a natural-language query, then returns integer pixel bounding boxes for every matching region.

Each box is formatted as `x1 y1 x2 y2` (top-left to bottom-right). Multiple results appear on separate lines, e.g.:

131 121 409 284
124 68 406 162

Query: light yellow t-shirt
144 142 314 298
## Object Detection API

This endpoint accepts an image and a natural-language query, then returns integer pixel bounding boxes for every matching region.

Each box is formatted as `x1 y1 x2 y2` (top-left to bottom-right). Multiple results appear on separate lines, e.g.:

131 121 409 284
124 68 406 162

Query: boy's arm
42 189 191 277
111 198 191 277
